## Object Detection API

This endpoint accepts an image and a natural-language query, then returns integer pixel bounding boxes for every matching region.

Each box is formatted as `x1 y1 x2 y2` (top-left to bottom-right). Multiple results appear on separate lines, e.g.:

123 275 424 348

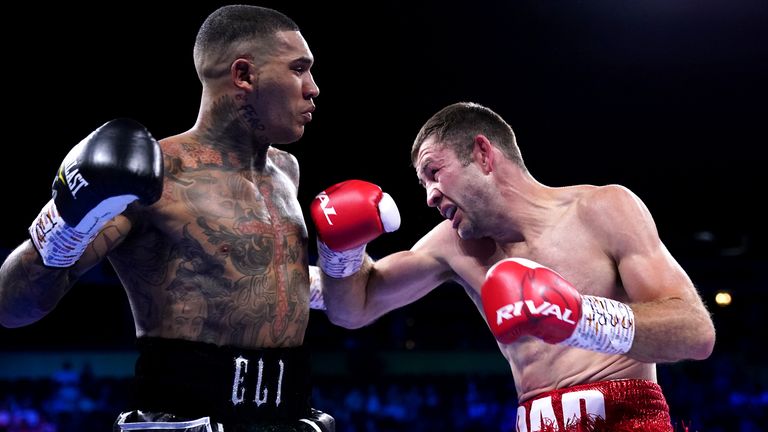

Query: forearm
627 296 715 363
322 250 447 329
0 241 73 327
322 256 377 329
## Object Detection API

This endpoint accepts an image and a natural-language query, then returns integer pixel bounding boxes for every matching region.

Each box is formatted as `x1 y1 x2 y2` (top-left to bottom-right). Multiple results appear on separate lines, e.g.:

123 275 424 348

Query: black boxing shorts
113 337 334 431
515 379 672 432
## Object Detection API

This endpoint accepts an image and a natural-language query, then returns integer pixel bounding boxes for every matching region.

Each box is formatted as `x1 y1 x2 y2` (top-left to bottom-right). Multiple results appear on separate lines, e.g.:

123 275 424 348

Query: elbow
0 316 13 328
691 322 716 360
0 312 36 328
1 319 25 329
0 299 54 329
323 293 379 330
325 308 369 330
330 317 368 330
327 314 370 330
679 315 716 361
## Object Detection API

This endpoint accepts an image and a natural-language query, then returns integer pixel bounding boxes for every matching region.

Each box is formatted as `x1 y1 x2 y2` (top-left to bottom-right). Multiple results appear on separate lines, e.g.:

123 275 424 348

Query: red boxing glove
310 180 400 278
481 258 635 354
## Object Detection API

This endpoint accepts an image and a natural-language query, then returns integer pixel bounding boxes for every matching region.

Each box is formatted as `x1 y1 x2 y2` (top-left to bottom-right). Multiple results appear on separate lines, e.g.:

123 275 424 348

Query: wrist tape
29 200 96 267
562 295 635 354
316 239 365 279
28 195 136 268
308 266 326 310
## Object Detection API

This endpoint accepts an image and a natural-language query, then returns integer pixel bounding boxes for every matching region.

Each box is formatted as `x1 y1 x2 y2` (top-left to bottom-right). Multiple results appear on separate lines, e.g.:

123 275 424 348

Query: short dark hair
411 102 525 170
193 5 299 79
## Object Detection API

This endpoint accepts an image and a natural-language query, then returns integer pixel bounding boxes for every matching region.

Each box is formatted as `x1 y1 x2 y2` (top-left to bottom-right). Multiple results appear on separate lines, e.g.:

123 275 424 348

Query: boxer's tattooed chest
158 168 308 346
164 221 307 346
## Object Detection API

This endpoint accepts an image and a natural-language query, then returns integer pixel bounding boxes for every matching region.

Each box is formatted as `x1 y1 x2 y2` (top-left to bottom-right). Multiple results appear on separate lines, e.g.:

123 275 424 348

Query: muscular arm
590 185 715 363
0 214 132 327
620 245 715 363
323 225 454 329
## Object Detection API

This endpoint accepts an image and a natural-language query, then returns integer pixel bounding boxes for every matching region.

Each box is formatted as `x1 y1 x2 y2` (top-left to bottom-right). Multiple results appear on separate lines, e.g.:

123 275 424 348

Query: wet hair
193 5 299 79
411 102 525 171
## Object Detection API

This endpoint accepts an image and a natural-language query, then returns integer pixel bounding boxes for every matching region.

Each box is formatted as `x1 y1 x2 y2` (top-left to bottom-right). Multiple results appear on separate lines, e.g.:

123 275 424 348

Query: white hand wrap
29 195 136 267
316 239 366 279
308 265 326 310
562 295 636 354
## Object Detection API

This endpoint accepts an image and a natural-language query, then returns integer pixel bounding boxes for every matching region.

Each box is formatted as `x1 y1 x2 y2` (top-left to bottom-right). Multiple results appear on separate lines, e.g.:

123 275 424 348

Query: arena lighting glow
714 291 732 307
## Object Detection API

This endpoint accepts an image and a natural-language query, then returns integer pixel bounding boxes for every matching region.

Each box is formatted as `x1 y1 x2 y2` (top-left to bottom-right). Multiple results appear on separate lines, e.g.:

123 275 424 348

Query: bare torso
109 136 310 349
427 185 655 401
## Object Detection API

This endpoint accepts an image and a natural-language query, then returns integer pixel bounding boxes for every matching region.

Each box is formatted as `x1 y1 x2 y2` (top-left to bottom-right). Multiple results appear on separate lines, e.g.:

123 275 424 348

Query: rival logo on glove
315 191 337 225
496 300 577 326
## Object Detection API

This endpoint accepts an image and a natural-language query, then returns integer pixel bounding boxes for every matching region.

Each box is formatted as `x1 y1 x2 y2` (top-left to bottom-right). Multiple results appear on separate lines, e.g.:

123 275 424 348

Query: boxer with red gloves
481 258 635 354
310 180 401 278
313 102 714 431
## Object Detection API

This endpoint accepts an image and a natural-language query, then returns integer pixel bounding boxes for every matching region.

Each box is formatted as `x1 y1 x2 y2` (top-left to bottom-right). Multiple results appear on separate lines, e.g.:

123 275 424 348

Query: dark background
1 0 766 429
5 1 766 254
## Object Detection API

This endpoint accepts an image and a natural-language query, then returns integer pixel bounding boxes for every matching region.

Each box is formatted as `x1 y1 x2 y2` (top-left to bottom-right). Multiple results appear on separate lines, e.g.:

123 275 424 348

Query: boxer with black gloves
0 118 163 329
1 5 334 432
29 118 163 268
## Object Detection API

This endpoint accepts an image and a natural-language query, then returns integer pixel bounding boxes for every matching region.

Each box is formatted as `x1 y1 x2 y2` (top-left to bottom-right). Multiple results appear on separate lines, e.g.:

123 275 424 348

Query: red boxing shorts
516 379 673 432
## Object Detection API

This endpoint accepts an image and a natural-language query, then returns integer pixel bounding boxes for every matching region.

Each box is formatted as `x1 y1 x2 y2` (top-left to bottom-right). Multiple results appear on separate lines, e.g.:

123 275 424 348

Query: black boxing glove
29 118 163 267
